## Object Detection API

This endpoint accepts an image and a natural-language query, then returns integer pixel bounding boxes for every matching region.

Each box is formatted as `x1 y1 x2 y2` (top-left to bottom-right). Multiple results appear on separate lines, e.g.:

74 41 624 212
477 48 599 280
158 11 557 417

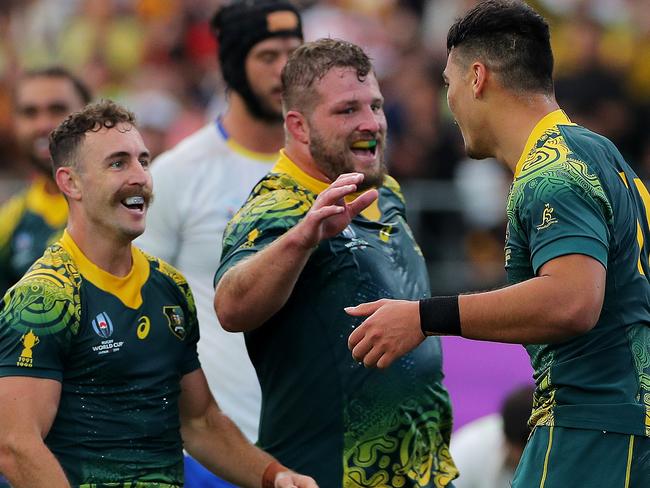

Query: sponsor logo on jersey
379 225 393 243
91 339 125 355
17 330 39 367
136 315 151 340
342 226 356 239
242 228 260 249
164 306 186 340
536 203 558 230
92 312 114 338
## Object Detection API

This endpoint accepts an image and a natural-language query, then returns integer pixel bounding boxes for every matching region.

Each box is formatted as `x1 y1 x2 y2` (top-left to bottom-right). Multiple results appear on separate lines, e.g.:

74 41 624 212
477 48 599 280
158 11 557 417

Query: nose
128 158 150 187
357 106 383 134
34 111 61 136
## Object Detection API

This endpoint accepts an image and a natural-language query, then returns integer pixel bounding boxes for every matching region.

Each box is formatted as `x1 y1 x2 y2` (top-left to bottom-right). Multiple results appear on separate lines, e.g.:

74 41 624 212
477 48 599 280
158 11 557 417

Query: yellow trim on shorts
625 435 634 488
540 426 554 488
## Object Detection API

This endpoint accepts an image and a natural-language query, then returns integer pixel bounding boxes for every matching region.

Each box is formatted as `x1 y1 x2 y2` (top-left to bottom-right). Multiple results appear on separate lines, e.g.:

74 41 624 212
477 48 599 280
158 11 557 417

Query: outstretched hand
346 299 425 369
294 173 378 249
275 470 319 488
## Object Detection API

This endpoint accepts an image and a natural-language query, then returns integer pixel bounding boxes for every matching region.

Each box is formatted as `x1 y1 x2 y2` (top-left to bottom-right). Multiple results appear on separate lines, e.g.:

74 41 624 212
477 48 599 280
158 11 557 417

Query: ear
471 62 488 99
285 110 310 145
55 166 82 201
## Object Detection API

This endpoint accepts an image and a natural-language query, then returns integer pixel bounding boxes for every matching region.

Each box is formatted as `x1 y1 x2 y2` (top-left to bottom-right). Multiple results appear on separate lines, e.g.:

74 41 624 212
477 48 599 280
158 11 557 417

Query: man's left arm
347 253 605 368
348 170 610 368
179 368 318 488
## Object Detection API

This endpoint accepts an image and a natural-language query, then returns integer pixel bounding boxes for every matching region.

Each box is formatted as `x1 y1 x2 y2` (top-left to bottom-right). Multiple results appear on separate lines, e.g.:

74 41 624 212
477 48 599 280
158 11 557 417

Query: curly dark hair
281 38 372 115
447 0 553 95
49 100 136 173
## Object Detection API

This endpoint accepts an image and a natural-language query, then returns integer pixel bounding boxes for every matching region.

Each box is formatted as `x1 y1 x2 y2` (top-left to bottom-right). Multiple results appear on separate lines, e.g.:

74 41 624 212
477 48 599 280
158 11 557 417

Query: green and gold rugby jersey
0 231 200 487
505 109 650 436
216 151 458 488
0 177 68 294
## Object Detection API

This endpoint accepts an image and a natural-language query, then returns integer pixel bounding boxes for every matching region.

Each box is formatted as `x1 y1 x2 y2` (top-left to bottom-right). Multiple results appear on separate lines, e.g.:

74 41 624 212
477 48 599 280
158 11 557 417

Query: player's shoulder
381 174 406 204
139 249 189 288
237 172 314 221
140 250 197 313
2 243 82 336
517 123 604 187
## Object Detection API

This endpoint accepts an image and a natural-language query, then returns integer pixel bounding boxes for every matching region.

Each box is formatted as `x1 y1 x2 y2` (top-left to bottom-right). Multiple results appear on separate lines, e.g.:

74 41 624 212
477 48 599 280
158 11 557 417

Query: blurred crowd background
1 0 649 295
0 0 648 427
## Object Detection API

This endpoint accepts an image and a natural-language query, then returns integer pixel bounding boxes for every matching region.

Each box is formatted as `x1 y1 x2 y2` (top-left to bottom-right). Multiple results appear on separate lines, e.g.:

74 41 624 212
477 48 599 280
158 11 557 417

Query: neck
284 141 331 183
490 93 560 173
221 94 285 154
66 217 133 277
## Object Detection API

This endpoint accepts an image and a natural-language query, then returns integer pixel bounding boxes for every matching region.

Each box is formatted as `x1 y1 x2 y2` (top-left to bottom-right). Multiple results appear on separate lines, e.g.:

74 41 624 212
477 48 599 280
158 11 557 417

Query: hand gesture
274 470 319 487
346 299 424 369
294 173 378 249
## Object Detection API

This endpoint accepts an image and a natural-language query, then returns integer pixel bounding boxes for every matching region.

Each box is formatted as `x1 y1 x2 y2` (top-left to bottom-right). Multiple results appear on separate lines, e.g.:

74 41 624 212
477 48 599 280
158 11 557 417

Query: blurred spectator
450 384 535 488
124 88 181 159
0 66 90 294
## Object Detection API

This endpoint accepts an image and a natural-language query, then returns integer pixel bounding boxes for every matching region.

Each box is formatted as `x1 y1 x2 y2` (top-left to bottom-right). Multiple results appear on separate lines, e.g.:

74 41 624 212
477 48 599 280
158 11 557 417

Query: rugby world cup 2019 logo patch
90 312 124 355
164 306 186 340
92 312 114 338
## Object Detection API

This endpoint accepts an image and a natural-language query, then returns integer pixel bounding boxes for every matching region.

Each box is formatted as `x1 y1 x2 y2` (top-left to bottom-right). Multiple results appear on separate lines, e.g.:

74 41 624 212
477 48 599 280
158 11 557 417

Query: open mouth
121 195 145 212
350 139 378 158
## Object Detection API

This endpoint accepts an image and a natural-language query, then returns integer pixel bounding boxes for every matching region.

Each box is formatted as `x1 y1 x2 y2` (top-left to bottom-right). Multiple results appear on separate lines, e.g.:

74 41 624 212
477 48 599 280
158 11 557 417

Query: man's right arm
0 376 69 488
215 173 377 332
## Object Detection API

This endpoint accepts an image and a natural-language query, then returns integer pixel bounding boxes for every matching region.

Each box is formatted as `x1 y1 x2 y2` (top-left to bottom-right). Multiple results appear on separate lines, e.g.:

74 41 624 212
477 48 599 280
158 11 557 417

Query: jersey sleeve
517 165 612 273
0 268 79 381
214 189 310 286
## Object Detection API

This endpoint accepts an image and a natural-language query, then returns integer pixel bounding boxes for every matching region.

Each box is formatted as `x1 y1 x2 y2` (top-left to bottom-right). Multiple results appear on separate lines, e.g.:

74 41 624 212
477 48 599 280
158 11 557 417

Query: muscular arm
179 369 317 488
459 254 605 343
348 254 605 368
0 377 69 487
215 173 377 332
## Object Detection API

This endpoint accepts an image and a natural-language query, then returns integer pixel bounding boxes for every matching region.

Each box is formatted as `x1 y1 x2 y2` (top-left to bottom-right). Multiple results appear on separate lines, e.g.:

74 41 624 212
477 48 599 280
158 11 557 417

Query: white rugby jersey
137 120 276 441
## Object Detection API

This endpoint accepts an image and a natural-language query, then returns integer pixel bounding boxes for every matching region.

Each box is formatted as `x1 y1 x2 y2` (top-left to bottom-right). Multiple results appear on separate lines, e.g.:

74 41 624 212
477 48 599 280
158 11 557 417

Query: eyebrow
333 96 384 107
104 150 150 161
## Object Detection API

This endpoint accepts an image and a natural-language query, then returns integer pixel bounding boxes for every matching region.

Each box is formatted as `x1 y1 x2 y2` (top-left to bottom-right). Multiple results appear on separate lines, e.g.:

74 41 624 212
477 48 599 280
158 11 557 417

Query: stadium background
0 0 648 429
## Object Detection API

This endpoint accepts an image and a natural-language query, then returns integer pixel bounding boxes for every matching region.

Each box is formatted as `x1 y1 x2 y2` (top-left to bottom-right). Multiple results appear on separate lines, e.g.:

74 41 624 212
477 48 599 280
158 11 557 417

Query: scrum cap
211 0 303 119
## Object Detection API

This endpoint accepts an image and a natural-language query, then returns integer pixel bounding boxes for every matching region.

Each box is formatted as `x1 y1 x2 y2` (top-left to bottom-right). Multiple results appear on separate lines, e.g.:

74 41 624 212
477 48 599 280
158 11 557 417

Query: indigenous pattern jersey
216 152 458 487
0 231 200 487
0 177 68 294
136 119 274 442
505 110 650 436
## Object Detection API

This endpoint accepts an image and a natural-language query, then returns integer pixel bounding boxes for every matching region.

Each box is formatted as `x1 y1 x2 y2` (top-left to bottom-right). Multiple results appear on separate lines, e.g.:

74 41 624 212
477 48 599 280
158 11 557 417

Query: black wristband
419 296 461 336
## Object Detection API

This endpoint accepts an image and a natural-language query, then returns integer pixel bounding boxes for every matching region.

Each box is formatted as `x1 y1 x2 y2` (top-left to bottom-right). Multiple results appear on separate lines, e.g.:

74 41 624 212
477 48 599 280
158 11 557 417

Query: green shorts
512 426 650 488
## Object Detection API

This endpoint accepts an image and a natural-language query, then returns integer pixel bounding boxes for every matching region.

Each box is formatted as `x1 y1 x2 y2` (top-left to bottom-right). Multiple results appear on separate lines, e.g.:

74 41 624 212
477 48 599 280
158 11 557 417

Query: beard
309 127 387 192
20 135 54 177
242 85 284 124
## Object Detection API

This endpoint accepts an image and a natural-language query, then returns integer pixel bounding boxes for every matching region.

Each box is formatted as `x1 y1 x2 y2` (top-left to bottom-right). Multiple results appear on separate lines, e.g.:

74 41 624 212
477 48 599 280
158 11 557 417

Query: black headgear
211 0 303 120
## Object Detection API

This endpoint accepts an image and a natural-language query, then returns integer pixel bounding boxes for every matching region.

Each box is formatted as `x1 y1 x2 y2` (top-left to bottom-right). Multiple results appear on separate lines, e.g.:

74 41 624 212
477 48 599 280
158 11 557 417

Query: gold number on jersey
137 316 151 340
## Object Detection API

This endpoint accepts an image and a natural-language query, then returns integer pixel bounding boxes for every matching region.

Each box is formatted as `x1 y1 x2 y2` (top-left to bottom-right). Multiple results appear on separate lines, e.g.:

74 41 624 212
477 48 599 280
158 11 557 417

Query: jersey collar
215 117 278 162
59 230 150 309
25 176 68 227
272 150 381 221
514 109 575 178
